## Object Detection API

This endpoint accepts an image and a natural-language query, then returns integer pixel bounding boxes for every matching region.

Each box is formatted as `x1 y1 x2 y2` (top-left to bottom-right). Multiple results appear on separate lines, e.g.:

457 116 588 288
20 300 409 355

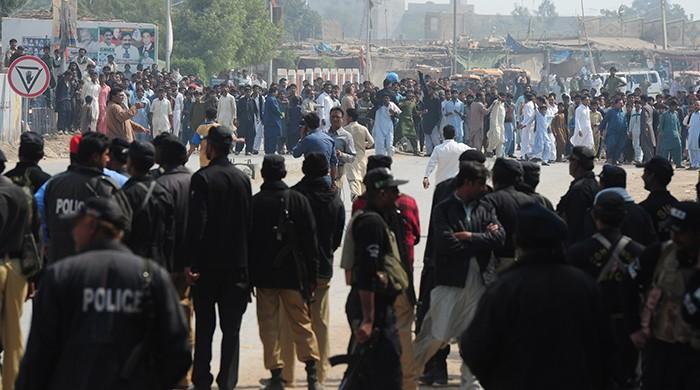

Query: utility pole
366 0 373 82
269 0 274 85
580 0 597 74
452 0 457 75
661 0 669 50
165 0 173 71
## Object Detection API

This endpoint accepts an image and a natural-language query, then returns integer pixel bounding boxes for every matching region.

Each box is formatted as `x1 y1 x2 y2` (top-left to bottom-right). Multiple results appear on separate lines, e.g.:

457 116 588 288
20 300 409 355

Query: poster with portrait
22 37 51 57
76 27 100 57
95 25 157 71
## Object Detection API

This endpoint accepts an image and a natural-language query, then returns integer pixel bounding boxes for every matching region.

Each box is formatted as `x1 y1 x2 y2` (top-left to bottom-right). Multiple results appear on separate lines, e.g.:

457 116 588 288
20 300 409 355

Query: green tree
280 0 322 41
1 0 26 17
536 0 558 18
600 0 687 20
173 0 280 75
511 3 531 18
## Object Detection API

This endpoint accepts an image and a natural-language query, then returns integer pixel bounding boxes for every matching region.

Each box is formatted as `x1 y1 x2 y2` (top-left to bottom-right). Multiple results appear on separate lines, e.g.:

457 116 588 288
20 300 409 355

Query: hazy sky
409 0 700 19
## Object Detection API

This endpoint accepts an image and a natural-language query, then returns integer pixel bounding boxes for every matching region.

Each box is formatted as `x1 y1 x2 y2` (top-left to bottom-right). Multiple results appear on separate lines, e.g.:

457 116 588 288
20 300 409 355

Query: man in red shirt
351 155 421 390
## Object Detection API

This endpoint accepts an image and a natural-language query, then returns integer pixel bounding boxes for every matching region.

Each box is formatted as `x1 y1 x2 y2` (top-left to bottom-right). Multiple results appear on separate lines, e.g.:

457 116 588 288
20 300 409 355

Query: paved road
19 153 699 389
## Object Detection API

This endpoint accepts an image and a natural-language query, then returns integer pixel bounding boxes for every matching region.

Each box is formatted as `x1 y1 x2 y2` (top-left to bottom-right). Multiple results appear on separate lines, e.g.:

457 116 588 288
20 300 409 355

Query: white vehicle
595 70 663 97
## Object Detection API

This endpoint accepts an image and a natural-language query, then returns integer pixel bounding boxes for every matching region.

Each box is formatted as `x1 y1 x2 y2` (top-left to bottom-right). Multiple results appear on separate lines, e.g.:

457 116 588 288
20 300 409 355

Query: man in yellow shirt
188 108 244 167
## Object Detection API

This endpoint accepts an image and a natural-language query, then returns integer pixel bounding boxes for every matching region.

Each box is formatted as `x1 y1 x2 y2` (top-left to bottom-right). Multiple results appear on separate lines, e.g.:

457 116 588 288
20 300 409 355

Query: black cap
521 161 541 187
493 158 523 178
515 203 568 247
157 134 187 161
20 131 44 149
261 155 286 177
109 137 130 159
570 146 595 161
367 155 393 171
599 164 627 188
459 149 486 164
643 156 674 178
594 189 626 211
364 168 408 191
207 125 234 146
0 149 6 163
666 201 700 232
302 152 329 177
128 140 155 165
63 197 128 230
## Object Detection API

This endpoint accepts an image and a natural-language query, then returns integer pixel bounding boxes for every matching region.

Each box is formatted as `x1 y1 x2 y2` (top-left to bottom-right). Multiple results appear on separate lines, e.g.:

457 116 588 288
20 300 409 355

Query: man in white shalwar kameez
571 96 594 149
172 89 184 138
373 95 401 156
216 86 237 130
519 94 536 158
316 83 334 131
687 101 700 169
487 95 506 157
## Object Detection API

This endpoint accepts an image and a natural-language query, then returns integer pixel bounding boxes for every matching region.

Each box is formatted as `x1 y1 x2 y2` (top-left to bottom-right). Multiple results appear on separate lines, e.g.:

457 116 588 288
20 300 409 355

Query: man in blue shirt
292 112 338 184
131 88 152 141
600 98 628 165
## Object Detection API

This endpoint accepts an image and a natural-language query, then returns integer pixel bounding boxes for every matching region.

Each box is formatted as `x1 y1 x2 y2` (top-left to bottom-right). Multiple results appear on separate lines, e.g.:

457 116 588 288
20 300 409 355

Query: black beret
571 146 595 161
459 149 486 164
493 158 523 178
516 203 568 246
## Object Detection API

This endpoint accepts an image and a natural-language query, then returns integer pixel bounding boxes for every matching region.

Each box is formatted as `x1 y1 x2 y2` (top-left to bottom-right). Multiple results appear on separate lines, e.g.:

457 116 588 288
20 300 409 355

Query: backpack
341 210 409 294
128 181 172 267
85 175 134 234
7 170 43 278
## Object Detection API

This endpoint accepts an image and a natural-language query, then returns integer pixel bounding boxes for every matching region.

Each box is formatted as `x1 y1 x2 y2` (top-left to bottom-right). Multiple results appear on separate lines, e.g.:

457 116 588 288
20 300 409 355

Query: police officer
518 161 554 210
122 141 175 268
461 203 614 390
343 168 409 389
4 131 51 192
185 125 251 390
43 132 129 264
557 146 600 245
638 202 700 390
250 155 323 390
568 191 646 388
595 164 657 247
481 158 537 271
16 197 191 390
153 133 193 389
0 149 35 390
639 156 678 242
279 152 345 385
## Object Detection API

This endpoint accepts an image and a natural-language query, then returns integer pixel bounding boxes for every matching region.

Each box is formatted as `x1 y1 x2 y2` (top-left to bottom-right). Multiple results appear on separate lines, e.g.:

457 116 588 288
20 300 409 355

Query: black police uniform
156 165 191 273
461 204 614 390
481 186 537 259
185 155 252 390
16 240 191 390
249 180 319 290
557 170 600 245
4 161 51 192
640 189 678 242
345 208 402 390
122 175 175 269
292 175 345 281
43 165 124 264
568 229 645 386
0 175 31 260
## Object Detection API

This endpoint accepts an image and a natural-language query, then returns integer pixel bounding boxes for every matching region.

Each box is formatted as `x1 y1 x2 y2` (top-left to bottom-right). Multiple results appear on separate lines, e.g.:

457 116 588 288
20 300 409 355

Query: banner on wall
0 73 24 145
2 18 157 72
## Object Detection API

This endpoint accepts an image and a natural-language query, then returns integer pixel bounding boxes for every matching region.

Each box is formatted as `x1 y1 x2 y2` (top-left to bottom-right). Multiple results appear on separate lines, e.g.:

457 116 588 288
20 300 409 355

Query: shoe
541 161 550 166
263 369 285 390
305 361 324 390
245 151 251 156
252 151 259 155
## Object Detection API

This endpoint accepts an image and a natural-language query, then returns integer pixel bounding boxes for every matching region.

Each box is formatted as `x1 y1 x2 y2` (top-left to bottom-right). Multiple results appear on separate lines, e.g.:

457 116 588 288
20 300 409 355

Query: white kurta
520 101 536 156
424 139 471 184
173 92 184 137
688 112 700 151
216 93 237 130
81 81 100 123
316 92 334 131
487 100 505 154
150 98 172 136
571 104 594 149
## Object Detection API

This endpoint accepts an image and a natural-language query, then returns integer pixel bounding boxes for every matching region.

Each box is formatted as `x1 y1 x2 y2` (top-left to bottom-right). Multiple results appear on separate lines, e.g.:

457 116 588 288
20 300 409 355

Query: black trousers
611 317 639 386
56 100 72 131
192 272 249 390
642 339 700 390
237 122 255 153
343 320 402 390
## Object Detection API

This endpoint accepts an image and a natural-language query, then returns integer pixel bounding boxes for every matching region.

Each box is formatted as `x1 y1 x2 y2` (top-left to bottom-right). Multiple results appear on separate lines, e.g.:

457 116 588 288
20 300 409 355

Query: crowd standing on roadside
2 43 700 390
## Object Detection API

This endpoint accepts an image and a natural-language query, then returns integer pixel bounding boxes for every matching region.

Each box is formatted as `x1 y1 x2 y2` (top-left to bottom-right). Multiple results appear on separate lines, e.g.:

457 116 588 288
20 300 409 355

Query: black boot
263 368 285 390
305 360 324 390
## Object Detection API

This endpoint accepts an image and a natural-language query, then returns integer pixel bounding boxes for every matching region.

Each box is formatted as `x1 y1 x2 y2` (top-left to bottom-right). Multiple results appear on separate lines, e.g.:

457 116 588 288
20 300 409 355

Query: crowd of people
2 38 700 390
